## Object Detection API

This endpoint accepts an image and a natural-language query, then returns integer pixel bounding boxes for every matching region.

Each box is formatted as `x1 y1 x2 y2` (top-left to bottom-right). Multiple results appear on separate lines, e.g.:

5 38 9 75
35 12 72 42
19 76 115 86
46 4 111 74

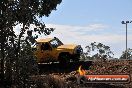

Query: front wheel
72 54 80 62
59 53 70 65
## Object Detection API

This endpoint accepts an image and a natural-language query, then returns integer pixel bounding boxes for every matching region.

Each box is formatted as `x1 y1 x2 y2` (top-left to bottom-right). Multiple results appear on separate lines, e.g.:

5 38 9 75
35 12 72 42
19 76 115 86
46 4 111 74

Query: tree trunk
0 44 5 87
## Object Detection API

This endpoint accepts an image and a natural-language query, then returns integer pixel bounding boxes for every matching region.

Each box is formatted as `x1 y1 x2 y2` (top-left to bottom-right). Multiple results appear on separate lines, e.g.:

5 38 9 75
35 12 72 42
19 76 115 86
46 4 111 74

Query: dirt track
33 59 132 88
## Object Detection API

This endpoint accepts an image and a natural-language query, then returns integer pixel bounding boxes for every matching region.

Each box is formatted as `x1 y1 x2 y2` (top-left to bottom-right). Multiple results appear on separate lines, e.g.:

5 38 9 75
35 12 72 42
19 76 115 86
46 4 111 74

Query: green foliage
0 0 61 23
120 48 132 59
0 0 62 87
85 42 114 60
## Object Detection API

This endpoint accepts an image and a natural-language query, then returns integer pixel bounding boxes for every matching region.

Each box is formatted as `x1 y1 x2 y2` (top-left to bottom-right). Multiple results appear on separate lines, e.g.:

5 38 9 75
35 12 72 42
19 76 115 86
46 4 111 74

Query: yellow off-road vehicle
34 37 83 63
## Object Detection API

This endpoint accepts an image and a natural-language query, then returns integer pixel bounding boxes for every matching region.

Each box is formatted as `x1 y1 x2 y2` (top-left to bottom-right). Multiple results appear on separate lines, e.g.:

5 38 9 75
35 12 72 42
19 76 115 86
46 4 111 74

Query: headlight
75 45 83 54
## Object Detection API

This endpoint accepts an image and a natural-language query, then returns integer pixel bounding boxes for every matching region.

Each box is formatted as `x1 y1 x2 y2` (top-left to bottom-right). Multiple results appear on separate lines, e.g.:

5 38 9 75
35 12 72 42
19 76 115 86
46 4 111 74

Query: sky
38 0 132 58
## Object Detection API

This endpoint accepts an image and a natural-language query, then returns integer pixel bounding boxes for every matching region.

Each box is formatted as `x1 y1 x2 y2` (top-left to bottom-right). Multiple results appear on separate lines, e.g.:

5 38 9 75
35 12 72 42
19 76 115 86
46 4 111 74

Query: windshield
50 38 63 48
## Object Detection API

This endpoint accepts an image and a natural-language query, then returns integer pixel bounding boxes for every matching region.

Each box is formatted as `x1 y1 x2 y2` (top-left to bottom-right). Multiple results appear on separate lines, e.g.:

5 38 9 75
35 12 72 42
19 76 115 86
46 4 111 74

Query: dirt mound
31 60 132 88
88 59 130 74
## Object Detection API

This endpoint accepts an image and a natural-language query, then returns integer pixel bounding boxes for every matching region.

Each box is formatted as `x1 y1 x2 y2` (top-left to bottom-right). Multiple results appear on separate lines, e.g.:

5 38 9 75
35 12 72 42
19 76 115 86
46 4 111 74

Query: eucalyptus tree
85 42 114 60
120 48 132 59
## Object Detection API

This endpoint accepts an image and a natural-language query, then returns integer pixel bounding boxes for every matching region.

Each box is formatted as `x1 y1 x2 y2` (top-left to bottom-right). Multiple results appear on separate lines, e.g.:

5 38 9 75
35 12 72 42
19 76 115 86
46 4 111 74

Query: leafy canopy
85 42 114 60
0 0 62 87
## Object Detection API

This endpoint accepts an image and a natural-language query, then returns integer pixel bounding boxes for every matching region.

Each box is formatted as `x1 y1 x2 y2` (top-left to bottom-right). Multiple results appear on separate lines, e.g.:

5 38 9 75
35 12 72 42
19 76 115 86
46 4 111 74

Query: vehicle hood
57 44 77 50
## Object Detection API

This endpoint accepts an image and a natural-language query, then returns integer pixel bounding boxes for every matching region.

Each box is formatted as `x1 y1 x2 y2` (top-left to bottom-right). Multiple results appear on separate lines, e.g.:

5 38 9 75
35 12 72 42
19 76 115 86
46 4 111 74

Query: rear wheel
59 53 70 65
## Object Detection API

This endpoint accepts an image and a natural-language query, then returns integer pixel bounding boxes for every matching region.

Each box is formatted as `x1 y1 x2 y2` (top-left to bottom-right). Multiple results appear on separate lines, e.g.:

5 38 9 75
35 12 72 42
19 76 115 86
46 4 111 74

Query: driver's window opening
41 43 51 50
50 40 58 48
50 39 63 48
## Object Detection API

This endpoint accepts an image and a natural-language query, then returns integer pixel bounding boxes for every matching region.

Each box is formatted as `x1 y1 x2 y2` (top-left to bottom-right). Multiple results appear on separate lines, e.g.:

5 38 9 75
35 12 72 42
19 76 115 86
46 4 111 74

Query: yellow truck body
34 37 83 63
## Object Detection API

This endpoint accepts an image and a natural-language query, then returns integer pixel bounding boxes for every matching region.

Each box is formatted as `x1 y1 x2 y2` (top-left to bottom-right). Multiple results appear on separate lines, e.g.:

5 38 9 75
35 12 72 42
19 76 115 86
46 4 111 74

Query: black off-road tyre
59 53 70 67
72 54 80 62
